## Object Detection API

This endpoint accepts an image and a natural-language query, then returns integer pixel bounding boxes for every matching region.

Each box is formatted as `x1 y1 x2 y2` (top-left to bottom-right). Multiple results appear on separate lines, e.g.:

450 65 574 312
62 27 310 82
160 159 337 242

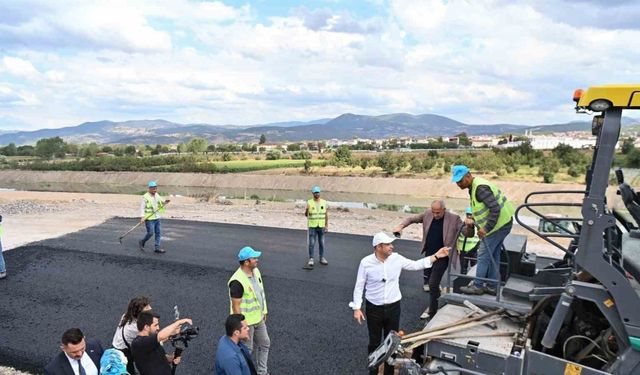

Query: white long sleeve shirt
64 351 98 375
351 252 433 309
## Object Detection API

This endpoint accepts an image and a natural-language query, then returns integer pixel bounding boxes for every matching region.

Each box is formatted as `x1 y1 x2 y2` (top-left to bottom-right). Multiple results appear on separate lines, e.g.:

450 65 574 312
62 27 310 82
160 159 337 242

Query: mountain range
0 113 638 145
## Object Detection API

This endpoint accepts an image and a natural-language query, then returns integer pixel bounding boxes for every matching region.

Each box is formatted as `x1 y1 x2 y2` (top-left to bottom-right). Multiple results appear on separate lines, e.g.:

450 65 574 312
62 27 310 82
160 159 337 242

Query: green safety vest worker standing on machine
452 165 515 295
456 207 480 275
304 185 329 269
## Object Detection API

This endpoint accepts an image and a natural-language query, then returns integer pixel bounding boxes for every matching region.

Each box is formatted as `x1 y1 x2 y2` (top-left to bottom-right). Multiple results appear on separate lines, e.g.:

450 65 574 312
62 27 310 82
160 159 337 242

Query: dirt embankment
0 170 587 205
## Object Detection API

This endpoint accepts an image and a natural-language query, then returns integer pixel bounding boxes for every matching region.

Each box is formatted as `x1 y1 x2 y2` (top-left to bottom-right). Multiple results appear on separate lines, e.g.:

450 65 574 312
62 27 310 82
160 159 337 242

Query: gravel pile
0 367 32 375
0 200 63 215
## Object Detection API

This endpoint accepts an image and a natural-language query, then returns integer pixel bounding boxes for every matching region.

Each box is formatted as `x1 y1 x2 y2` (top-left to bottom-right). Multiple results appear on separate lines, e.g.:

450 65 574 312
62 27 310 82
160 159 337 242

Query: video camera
169 322 199 349
168 306 199 375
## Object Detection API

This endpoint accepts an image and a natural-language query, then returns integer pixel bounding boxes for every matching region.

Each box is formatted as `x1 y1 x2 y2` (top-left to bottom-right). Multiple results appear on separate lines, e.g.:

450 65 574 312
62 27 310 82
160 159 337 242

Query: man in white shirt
351 232 449 375
44 328 103 375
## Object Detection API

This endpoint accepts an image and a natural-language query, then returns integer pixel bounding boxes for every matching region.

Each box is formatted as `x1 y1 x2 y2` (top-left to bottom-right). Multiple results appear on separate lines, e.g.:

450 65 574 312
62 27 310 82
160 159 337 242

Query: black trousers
366 300 401 375
459 247 478 275
423 258 449 317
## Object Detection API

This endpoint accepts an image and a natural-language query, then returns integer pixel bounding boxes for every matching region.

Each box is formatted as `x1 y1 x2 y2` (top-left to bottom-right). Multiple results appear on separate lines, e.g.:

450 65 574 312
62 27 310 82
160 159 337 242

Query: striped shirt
472 185 500 233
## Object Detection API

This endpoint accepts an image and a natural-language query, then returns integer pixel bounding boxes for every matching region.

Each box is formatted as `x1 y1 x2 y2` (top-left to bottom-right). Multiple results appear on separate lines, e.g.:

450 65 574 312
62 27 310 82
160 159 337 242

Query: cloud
2 56 40 78
295 7 382 34
2 0 640 131
0 0 172 53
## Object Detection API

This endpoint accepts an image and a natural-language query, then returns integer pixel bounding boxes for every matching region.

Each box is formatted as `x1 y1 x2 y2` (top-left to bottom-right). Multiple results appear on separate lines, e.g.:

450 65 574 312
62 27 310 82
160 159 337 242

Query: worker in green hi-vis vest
452 165 515 296
0 214 6 279
304 186 329 269
457 207 480 276
138 181 170 254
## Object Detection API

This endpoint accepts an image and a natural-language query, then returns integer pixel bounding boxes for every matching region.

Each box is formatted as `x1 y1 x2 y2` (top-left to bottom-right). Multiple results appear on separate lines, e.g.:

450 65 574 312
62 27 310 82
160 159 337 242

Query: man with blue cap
452 165 515 295
304 185 329 268
228 246 270 375
139 181 170 253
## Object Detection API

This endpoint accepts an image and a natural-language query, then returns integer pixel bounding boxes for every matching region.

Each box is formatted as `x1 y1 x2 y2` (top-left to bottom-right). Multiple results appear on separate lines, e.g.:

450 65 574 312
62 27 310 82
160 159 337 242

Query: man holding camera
215 314 258 375
228 246 270 375
131 311 192 375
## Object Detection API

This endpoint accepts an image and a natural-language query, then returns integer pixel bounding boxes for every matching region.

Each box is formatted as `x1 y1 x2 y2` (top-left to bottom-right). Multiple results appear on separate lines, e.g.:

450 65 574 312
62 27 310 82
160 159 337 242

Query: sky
1 0 640 131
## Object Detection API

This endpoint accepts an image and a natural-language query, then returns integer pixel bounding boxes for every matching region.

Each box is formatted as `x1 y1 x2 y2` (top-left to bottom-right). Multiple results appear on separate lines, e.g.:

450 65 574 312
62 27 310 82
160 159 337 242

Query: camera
170 323 199 349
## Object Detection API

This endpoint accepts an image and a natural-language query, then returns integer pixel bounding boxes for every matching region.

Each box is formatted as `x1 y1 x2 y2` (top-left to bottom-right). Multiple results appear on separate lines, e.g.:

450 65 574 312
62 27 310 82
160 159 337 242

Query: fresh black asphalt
0 218 431 374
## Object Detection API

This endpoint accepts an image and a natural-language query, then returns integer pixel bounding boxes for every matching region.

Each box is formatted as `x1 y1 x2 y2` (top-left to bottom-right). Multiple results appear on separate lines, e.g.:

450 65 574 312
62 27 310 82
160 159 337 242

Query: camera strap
121 326 132 351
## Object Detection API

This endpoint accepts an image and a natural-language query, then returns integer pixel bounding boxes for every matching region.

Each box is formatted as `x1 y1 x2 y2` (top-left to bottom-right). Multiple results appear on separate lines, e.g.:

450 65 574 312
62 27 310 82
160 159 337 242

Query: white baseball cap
372 232 396 247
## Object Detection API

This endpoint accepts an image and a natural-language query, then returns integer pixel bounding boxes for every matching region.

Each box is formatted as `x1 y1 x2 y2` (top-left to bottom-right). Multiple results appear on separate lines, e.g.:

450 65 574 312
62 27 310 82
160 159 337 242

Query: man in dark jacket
45 328 104 375
393 200 472 319
215 314 257 375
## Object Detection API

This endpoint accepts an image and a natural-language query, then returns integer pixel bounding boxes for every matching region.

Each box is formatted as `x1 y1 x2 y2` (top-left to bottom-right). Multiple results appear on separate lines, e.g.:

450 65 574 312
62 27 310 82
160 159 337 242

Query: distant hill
0 113 637 145
524 117 640 134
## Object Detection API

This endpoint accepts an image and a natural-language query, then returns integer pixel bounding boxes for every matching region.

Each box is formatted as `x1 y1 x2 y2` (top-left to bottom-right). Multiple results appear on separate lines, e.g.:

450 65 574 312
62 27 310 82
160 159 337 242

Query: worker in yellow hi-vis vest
228 246 270 375
304 186 329 269
452 165 514 296
457 207 480 275
138 181 170 254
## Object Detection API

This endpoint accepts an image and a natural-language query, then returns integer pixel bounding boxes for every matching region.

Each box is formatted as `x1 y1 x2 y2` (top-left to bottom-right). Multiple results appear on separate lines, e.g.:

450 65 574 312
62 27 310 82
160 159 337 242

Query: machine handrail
524 190 587 204
515 202 582 255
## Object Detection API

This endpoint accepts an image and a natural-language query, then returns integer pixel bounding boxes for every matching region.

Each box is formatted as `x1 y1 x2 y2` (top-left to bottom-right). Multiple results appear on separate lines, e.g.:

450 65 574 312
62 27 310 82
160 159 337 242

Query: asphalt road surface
0 218 431 374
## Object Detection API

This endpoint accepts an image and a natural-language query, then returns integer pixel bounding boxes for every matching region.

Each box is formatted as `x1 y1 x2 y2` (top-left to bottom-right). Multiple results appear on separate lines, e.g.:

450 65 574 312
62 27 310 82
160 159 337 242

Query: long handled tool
118 201 170 244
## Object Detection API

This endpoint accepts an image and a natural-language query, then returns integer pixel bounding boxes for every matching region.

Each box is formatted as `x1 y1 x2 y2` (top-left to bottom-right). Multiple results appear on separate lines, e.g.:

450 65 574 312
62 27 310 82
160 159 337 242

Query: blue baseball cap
311 186 321 193
466 207 473 215
238 246 262 261
148 181 158 188
451 165 470 183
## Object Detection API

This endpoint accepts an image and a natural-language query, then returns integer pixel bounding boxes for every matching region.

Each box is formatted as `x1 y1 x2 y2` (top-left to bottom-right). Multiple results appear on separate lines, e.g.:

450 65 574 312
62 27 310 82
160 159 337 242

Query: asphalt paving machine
369 85 640 374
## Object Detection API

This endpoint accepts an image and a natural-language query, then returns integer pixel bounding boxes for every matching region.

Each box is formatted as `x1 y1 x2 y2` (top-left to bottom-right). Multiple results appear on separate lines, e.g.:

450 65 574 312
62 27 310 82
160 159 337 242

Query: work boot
460 285 485 295
484 286 497 296
420 307 430 320
423 284 430 292
138 240 145 251
320 257 328 265
154 248 166 254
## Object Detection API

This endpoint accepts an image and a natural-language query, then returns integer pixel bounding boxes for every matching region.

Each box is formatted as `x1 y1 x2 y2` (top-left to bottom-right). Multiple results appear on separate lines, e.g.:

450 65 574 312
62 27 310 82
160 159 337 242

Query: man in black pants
351 232 449 375
393 200 472 320
131 311 193 375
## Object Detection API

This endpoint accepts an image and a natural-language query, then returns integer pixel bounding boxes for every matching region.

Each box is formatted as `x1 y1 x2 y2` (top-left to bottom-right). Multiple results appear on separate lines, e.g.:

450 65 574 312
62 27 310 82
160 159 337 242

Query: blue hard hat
311 186 321 193
148 181 158 188
238 246 262 261
466 207 473 215
451 165 470 183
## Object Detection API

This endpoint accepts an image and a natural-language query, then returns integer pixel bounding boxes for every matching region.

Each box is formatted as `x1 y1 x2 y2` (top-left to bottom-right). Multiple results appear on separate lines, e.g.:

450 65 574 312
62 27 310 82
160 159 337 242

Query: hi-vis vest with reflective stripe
456 232 479 253
228 267 268 326
307 199 327 228
470 177 515 236
143 192 165 220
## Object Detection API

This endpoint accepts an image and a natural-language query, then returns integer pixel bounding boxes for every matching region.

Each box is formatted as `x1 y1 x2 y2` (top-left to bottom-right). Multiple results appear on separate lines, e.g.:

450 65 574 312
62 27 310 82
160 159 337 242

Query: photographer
111 296 152 374
131 311 192 375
